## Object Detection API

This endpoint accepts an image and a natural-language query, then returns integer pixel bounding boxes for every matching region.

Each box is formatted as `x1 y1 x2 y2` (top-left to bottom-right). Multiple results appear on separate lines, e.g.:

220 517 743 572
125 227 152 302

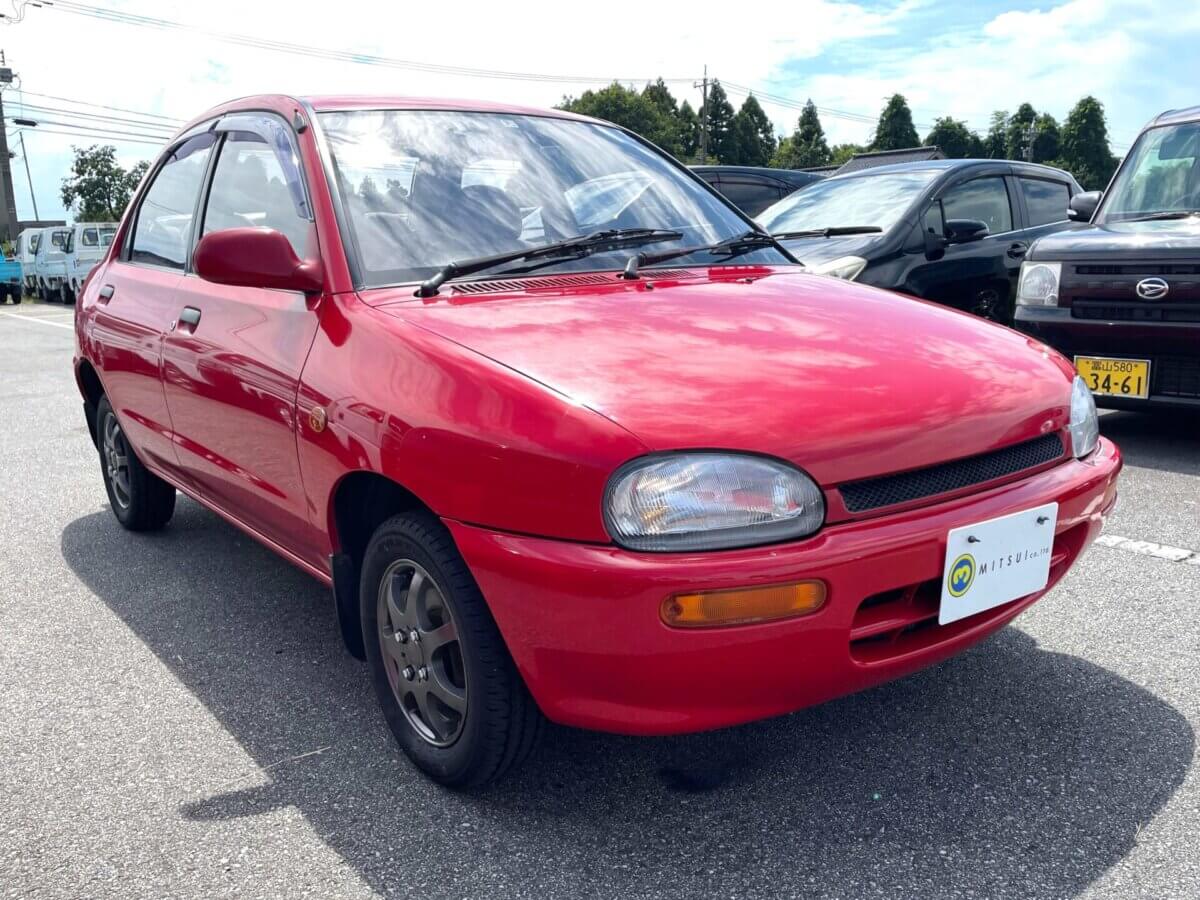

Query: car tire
360 511 542 788
95 395 176 531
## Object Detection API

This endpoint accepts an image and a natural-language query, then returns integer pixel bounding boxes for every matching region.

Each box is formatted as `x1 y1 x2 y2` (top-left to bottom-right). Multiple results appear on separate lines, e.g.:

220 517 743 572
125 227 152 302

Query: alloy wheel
102 412 132 509
376 559 469 747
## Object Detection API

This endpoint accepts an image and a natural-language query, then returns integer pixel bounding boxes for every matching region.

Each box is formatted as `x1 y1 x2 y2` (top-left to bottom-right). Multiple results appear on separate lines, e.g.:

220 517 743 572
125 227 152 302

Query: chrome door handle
178 306 201 327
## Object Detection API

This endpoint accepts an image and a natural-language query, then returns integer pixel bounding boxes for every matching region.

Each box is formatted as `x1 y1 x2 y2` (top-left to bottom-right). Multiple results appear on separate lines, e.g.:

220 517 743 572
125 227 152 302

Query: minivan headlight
808 255 867 281
1068 375 1100 458
604 453 825 552
1018 261 1061 306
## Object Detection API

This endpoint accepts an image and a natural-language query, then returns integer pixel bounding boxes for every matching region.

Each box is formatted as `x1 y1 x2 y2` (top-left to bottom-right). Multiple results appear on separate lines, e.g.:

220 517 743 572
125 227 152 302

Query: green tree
60 145 148 221
1059 96 1119 189
830 143 865 166
1031 112 1061 164
1005 102 1038 160
700 80 738 163
984 110 1009 158
558 82 681 156
924 117 983 159
731 94 776 167
871 94 919 151
677 101 700 160
774 100 830 168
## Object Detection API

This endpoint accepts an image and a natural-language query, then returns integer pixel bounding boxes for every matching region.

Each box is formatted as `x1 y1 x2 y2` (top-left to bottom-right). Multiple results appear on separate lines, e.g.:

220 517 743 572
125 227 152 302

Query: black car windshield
319 109 790 287
757 169 940 235
1099 122 1200 223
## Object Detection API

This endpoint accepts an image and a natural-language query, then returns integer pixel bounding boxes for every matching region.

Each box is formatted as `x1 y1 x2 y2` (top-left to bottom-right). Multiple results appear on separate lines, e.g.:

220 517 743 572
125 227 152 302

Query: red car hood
371 268 1073 486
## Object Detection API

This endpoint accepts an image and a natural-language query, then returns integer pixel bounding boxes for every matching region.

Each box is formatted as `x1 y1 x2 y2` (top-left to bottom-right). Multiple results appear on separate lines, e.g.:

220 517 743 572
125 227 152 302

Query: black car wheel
95 395 176 531
361 512 542 788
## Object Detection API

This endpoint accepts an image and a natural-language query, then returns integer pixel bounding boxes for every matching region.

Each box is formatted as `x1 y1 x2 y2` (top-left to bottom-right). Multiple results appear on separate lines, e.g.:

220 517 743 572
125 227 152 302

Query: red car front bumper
447 437 1121 735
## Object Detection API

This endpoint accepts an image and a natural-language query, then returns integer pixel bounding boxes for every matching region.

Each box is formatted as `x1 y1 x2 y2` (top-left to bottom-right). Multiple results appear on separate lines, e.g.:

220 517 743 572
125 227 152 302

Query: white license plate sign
939 503 1058 625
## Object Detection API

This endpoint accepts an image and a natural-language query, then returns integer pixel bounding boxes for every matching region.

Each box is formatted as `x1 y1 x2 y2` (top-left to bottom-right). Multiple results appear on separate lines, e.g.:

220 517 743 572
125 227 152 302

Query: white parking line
1096 533 1200 565
0 311 74 329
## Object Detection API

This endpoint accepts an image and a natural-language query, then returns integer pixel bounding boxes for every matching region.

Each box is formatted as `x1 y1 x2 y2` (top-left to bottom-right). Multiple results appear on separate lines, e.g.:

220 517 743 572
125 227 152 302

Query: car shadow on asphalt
1099 409 1200 476
61 502 1194 899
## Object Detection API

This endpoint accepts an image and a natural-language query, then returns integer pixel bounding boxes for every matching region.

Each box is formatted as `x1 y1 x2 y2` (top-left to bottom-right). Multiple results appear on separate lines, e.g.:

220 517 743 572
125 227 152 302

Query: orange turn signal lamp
661 580 827 628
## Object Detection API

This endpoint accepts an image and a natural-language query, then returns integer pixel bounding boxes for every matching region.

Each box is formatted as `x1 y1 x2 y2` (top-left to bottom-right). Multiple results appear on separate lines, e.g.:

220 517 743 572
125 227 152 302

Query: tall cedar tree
1031 112 1061 163
775 100 831 168
1059 96 1118 190
871 94 919 151
731 94 776 167
701 80 738 163
677 101 700 159
1005 102 1038 160
985 111 1009 158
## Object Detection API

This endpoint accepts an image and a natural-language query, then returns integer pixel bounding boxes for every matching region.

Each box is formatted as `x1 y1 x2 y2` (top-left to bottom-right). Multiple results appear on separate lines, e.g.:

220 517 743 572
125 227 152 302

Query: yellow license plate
1074 356 1151 399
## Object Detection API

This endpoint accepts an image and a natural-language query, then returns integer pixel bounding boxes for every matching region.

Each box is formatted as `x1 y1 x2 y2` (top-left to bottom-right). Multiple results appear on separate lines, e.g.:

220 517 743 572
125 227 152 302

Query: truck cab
33 226 72 302
15 229 40 295
63 223 117 303
1015 106 1200 409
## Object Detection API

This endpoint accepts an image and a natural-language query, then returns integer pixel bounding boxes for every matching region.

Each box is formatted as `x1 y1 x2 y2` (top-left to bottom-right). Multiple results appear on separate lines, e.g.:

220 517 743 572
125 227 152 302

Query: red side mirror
193 227 323 294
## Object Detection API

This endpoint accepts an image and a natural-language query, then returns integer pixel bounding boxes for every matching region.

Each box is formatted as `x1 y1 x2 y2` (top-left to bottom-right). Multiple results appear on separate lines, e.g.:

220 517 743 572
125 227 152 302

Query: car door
910 173 1022 321
89 131 217 480
1014 174 1075 244
160 114 324 564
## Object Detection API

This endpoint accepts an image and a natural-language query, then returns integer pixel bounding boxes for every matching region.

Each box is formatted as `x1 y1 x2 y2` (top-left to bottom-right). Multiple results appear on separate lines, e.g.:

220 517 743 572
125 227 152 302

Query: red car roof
175 93 600 139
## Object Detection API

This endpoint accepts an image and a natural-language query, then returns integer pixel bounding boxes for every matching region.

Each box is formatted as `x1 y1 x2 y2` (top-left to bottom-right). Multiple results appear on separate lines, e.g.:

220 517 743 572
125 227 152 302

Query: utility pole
18 132 36 219
1023 121 1038 162
0 53 20 241
694 65 709 165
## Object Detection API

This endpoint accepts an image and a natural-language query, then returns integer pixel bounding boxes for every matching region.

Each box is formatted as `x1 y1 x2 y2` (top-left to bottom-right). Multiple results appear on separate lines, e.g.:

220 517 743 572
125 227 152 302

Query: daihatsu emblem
1135 277 1169 300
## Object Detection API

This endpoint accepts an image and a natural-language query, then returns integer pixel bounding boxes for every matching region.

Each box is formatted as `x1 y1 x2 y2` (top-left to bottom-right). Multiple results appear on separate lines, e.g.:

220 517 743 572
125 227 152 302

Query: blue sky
6 0 1199 223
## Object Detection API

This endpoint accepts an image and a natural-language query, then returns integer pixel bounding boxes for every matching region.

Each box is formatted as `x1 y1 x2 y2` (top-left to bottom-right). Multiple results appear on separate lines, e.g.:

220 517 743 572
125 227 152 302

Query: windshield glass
320 110 786 287
758 169 939 234
1100 122 1200 223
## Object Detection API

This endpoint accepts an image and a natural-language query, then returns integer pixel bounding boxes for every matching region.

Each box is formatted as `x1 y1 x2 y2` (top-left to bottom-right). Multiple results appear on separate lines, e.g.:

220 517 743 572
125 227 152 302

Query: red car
74 95 1121 787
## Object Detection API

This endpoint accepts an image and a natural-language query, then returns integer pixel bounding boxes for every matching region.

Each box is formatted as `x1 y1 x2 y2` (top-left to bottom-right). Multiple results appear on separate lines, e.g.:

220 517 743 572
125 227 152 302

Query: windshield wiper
620 230 792 280
770 226 883 239
417 228 683 297
1120 210 1200 223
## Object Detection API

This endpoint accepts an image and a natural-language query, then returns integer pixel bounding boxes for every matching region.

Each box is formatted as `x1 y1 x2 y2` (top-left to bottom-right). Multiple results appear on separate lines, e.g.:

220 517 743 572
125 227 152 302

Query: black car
691 165 824 217
759 159 1083 322
1014 106 1200 410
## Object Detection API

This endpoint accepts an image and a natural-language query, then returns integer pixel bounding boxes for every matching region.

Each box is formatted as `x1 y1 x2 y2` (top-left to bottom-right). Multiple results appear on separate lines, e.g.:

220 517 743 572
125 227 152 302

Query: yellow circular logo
947 553 976 598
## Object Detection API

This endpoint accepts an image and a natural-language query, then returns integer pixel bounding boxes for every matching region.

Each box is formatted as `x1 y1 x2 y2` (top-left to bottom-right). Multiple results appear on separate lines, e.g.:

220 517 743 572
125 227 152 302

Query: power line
8 117 168 144
43 0 696 86
7 102 177 134
13 89 185 123
14 126 164 147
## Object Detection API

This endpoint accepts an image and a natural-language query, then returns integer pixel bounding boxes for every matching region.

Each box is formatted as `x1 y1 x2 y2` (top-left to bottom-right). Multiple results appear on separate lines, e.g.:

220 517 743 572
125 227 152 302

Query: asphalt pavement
2 301 1198 900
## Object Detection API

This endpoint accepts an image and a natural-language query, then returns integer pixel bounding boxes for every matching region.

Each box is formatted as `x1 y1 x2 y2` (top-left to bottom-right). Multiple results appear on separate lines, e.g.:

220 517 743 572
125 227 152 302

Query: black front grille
1074 263 1200 276
1072 301 1200 323
1155 356 1200 398
839 433 1065 513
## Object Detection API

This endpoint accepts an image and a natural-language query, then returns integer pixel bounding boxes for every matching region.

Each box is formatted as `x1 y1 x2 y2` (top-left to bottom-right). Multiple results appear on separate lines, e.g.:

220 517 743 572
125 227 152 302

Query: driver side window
940 177 1013 235
202 130 312 257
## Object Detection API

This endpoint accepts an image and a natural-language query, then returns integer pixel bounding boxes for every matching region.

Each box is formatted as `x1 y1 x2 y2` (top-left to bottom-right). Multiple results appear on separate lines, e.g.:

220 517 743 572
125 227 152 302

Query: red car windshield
319 109 786 287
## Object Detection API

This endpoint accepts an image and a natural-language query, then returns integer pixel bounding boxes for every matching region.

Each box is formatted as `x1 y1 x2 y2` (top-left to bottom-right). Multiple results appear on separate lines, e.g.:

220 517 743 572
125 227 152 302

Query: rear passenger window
941 177 1013 235
1019 178 1070 227
130 133 216 269
203 130 311 256
719 179 784 217
81 228 100 247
